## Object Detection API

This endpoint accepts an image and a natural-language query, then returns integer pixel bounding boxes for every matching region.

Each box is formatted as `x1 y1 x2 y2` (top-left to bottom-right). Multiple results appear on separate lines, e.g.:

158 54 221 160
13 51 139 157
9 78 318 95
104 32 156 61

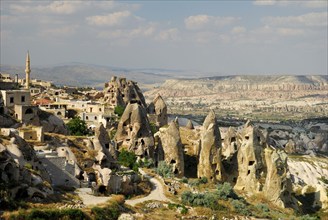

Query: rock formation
103 76 147 109
197 110 224 182
155 121 184 177
147 94 168 128
234 121 267 193
93 164 140 195
232 121 296 208
263 148 294 208
221 127 239 183
115 103 154 158
0 129 52 201
285 139 296 154
92 123 117 166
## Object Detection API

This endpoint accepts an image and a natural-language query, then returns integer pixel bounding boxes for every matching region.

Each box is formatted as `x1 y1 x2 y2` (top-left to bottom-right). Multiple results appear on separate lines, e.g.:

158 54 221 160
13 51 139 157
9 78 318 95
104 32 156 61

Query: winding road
76 169 171 206
125 169 172 206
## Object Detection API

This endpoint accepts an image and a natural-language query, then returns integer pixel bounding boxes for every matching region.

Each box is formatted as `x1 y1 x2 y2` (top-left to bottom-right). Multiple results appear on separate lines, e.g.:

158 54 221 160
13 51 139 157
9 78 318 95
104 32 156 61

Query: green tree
66 116 89 136
118 150 138 172
114 105 125 117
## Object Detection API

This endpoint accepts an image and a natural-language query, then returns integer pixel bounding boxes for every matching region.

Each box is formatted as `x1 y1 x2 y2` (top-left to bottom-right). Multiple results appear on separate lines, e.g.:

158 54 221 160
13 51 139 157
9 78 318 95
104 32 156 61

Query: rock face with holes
263 148 294 208
197 110 224 182
234 121 267 193
0 129 52 201
115 103 154 158
103 76 147 109
233 121 295 208
155 121 184 177
93 164 140 195
92 123 117 166
221 127 239 184
147 94 168 128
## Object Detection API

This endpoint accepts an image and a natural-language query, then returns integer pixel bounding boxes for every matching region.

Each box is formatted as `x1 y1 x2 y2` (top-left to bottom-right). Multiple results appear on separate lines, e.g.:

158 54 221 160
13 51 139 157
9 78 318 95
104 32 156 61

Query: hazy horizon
1 1 327 75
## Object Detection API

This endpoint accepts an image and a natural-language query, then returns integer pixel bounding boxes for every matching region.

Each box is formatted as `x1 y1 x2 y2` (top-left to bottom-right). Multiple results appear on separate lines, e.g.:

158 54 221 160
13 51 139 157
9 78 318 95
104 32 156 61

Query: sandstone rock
93 123 117 165
234 121 267 193
263 148 294 208
147 94 168 128
103 76 147 109
197 110 223 182
118 214 135 220
115 103 154 158
155 121 184 177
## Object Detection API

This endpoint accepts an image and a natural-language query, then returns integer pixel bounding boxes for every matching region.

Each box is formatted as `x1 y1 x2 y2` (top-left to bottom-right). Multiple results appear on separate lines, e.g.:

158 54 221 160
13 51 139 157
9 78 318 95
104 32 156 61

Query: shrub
156 161 173 178
139 158 154 168
231 199 251 216
255 203 270 213
181 191 223 211
149 122 157 135
200 177 208 184
180 177 188 183
91 203 120 220
114 105 125 117
168 203 188 214
9 208 86 220
299 214 319 220
118 150 138 172
216 182 238 200
66 116 89 136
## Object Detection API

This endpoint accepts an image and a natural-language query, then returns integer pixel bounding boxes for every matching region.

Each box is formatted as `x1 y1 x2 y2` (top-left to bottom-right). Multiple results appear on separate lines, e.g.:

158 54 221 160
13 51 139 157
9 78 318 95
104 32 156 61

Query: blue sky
1 0 327 75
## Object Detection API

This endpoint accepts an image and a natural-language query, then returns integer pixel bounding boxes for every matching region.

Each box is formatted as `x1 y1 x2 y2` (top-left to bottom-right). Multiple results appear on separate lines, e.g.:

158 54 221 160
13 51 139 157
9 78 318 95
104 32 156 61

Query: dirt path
125 169 172 206
76 188 111 206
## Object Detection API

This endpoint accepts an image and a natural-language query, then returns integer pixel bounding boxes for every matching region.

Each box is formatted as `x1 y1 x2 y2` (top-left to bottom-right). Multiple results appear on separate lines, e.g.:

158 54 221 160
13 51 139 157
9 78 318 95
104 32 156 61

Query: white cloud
155 28 180 41
97 25 156 40
39 25 78 37
86 11 132 26
231 26 247 34
10 1 83 14
185 14 240 30
253 0 328 8
253 0 277 6
262 12 328 27
276 28 305 36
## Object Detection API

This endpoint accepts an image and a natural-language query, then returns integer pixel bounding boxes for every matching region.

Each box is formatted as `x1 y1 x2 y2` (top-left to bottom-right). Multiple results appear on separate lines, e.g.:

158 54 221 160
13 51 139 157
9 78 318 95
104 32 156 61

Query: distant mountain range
1 63 327 90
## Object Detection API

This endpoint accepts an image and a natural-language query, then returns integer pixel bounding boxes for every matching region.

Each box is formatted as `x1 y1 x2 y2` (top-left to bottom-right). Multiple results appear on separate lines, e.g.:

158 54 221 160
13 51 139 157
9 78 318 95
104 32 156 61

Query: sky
1 0 327 75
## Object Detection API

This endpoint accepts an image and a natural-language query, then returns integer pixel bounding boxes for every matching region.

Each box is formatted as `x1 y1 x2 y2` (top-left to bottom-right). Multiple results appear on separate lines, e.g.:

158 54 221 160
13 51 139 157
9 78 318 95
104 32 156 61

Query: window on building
90 107 93 112
86 116 89 120
95 116 97 120
10 97 14 103
99 108 102 112
21 96 25 103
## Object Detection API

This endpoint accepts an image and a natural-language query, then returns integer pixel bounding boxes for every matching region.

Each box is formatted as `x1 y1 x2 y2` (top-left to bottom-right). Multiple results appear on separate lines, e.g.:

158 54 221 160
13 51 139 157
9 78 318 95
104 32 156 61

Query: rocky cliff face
155 121 184 177
103 76 147 109
197 110 224 182
0 129 52 201
115 103 154 158
147 94 168 128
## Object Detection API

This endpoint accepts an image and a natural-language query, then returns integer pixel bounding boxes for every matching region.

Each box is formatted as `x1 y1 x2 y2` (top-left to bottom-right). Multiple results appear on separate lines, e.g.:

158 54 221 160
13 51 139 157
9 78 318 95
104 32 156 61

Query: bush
299 214 319 220
118 150 139 172
200 177 208 184
66 116 89 136
91 203 120 220
181 191 223 211
216 182 238 200
149 122 157 135
114 105 125 117
231 199 251 216
168 203 188 214
180 177 188 183
9 208 86 220
156 161 173 178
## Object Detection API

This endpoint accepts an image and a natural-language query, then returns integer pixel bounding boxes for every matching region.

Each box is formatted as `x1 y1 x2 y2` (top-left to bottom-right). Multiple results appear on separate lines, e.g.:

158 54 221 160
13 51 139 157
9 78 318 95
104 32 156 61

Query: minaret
25 51 31 89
